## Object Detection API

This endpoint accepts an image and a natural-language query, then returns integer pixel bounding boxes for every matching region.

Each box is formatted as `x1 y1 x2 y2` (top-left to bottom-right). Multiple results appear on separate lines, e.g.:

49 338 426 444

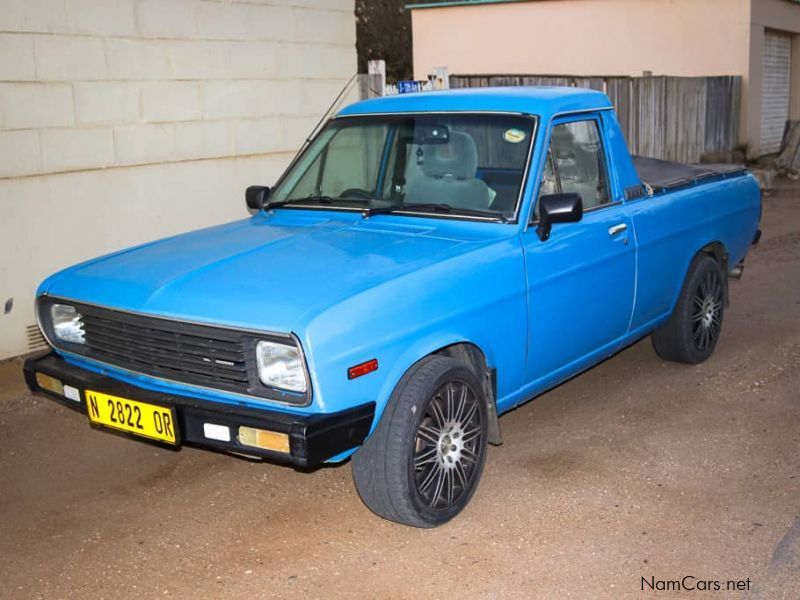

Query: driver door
522 115 636 387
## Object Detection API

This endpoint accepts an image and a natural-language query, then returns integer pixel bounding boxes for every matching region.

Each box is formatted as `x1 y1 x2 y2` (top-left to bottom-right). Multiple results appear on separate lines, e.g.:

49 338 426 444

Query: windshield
269 113 536 221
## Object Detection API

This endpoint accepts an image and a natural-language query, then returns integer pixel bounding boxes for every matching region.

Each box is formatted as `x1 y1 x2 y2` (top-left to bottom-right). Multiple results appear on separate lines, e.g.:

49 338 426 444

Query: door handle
608 223 628 236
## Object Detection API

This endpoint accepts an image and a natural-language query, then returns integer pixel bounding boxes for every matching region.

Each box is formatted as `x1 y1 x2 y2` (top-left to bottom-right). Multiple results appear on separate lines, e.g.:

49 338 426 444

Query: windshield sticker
503 128 526 144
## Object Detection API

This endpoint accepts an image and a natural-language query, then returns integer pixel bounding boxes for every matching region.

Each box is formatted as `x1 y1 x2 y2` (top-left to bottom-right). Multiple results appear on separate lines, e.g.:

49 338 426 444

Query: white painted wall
0 0 356 359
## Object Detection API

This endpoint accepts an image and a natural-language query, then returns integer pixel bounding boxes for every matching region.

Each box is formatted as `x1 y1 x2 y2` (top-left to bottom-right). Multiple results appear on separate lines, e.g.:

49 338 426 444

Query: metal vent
760 30 791 155
26 324 47 352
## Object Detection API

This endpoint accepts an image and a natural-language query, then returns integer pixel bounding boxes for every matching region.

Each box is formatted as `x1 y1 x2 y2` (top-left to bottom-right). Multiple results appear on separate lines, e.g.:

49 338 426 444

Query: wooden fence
450 75 742 163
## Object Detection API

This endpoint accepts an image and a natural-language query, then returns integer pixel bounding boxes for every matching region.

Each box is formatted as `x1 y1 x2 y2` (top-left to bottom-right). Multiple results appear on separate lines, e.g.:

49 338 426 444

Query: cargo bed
632 156 748 194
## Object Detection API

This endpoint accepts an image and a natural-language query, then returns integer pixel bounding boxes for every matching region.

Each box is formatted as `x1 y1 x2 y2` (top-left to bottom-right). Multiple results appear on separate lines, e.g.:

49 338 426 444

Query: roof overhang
407 0 532 10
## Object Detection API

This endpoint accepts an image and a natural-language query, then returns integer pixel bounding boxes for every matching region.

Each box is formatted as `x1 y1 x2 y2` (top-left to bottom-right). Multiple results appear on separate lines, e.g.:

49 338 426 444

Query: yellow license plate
85 390 178 445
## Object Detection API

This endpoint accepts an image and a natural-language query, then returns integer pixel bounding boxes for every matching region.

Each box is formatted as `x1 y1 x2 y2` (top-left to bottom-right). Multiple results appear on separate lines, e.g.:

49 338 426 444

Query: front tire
652 254 725 364
351 355 488 527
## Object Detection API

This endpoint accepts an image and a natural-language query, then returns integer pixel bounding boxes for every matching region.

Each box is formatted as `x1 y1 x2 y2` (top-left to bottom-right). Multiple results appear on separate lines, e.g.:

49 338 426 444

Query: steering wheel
339 188 375 200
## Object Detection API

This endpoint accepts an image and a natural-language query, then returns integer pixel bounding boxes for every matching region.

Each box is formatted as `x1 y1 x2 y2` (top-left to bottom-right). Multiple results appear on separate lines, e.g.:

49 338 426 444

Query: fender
370 333 500 435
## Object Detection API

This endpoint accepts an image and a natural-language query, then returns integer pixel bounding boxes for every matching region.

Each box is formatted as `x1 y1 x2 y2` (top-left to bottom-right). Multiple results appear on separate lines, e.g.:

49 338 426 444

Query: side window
540 119 610 211
540 150 559 197
533 151 559 221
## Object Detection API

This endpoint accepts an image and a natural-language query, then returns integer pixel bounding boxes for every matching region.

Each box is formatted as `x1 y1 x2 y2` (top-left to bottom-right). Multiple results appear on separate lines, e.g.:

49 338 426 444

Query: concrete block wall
0 0 356 359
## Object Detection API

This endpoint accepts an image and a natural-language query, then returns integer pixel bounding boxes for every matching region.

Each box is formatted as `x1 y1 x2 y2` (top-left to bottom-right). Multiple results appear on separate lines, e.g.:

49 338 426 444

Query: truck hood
41 211 507 333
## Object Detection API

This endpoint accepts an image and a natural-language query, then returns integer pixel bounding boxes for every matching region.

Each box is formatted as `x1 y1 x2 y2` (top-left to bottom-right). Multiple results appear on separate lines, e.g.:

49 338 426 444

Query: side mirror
536 193 583 241
246 185 270 210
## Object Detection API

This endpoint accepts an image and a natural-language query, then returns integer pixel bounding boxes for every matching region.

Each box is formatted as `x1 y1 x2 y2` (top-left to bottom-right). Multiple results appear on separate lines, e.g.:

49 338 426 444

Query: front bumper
24 353 375 468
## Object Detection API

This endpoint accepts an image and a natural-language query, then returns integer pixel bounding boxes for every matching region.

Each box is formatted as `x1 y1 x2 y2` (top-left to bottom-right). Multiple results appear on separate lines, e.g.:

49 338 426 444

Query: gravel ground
1 180 798 599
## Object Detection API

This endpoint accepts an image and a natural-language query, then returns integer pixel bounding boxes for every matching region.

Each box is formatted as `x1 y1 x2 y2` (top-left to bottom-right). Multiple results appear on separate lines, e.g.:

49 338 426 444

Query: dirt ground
1 180 799 600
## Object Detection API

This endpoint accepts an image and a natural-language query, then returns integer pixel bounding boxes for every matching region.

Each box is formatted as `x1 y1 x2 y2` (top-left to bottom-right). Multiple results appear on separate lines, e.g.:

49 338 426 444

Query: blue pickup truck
25 87 761 527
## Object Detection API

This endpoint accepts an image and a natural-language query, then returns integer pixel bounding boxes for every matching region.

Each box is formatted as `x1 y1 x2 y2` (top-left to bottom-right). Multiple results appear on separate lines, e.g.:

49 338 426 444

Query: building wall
0 0 356 359
748 0 800 155
411 0 800 155
411 0 752 80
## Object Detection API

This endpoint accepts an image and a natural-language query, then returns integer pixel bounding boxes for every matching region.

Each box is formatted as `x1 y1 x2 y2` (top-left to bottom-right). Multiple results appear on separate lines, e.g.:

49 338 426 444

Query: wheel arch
667 241 729 317
699 241 728 271
698 241 729 306
433 342 502 445
372 337 503 446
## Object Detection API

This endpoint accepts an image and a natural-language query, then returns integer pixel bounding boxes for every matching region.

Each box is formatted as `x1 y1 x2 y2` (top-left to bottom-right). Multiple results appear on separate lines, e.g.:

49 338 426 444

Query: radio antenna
274 73 359 179
302 72 359 149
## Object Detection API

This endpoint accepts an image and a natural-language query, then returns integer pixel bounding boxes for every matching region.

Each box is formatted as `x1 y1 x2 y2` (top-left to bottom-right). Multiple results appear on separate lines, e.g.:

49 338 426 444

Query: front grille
82 306 251 392
38 298 307 404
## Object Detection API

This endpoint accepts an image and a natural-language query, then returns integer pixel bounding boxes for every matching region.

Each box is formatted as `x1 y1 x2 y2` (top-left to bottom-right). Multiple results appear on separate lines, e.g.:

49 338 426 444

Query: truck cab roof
337 86 614 119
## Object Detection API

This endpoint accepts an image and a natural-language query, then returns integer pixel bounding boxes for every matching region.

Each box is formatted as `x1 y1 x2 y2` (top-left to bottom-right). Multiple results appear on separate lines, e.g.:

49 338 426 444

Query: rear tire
351 355 488 527
652 254 725 364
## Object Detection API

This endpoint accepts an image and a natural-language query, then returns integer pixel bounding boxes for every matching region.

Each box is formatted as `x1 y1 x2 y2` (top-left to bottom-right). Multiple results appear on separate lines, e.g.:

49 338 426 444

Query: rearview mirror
246 185 270 210
413 124 450 145
536 193 583 241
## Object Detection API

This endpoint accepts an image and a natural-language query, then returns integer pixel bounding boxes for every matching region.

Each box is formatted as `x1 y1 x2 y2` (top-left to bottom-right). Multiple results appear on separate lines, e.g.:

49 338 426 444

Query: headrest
420 132 478 180
552 125 576 159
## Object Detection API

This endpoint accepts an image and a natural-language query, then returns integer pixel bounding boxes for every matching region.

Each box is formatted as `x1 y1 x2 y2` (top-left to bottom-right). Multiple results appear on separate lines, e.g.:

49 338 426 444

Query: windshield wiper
264 194 373 210
362 202 507 222
266 196 507 222
264 194 334 209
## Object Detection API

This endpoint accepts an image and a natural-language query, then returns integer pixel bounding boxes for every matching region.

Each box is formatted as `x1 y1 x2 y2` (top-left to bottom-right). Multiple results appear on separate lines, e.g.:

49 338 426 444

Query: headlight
255 340 307 393
50 304 85 344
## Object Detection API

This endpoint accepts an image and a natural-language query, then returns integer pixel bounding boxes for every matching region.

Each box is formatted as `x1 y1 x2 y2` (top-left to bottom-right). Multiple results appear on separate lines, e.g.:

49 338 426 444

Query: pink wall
411 0 751 80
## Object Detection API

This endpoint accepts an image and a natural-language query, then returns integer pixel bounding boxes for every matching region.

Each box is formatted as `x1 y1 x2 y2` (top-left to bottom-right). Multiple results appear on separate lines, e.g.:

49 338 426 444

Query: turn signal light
348 358 378 380
238 426 290 454
36 372 64 395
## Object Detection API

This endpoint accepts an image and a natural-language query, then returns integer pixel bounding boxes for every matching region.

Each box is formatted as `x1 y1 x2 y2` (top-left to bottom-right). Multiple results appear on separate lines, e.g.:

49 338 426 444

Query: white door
760 30 792 155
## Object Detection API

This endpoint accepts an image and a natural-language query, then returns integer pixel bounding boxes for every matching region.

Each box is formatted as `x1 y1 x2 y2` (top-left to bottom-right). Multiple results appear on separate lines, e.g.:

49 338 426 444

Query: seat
551 124 605 209
405 132 490 210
